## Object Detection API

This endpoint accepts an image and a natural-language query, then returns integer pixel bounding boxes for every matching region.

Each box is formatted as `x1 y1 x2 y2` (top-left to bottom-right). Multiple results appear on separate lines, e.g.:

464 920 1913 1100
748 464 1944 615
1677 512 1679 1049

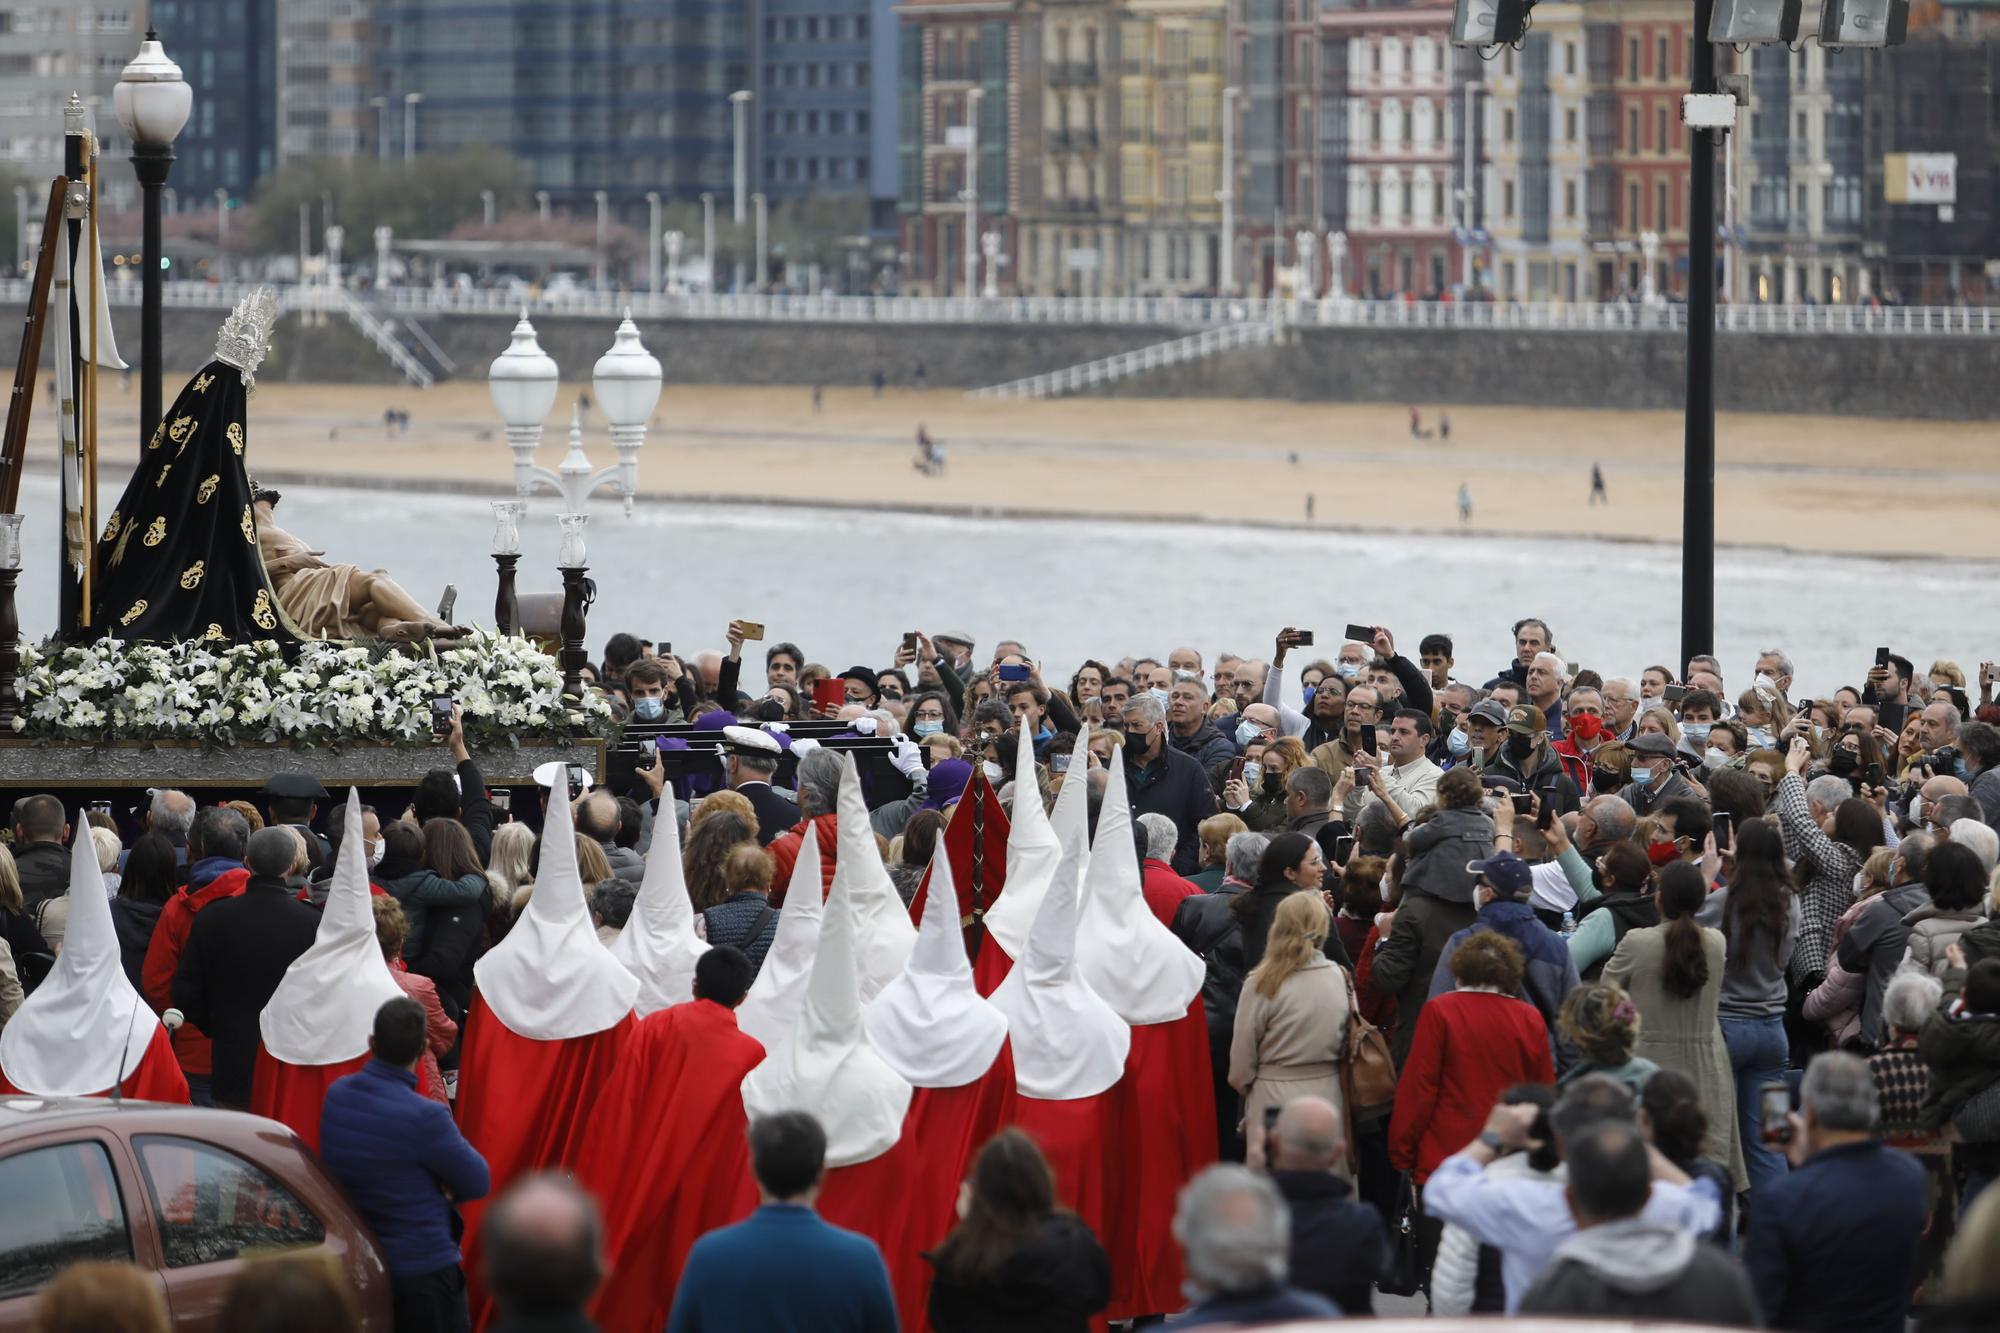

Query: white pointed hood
610 803 709 1016
984 727 1088 959
832 753 915 1001
989 816 1130 1101
735 830 823 1052
473 788 637 1039
743 816 913 1166
261 789 406 1065
1 824 159 1096
1075 756 1205 1025
863 848 1008 1087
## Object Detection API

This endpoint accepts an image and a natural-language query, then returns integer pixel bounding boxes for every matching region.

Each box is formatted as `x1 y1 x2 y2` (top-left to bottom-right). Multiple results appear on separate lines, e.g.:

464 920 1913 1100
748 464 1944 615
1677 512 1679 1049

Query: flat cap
263 773 330 801
1629 732 1678 758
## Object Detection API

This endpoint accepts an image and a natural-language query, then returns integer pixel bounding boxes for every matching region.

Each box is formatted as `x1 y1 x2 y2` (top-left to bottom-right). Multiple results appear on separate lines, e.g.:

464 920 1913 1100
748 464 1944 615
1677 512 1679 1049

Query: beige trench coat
1229 955 1350 1165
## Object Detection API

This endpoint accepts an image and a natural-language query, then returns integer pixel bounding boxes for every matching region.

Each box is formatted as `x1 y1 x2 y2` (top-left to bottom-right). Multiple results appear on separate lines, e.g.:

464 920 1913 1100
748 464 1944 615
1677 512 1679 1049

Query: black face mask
1592 768 1623 792
1829 749 1860 777
1505 734 1535 762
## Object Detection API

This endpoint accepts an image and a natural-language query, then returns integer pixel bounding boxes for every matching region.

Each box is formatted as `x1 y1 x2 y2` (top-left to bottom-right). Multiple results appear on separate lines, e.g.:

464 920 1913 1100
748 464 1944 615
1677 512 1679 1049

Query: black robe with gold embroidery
86 359 297 643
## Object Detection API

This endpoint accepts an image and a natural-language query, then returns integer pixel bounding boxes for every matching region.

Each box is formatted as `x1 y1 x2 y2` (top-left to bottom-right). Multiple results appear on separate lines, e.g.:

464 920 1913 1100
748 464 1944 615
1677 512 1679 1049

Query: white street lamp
752 192 768 289
729 91 753 224
489 310 561 500
536 189 551 222
1327 230 1348 301
491 310 661 517
664 229 685 295
700 193 715 290
113 27 193 439
371 97 389 161
403 92 424 163
481 188 496 226
373 224 392 287
980 230 1001 298
591 311 663 515
962 88 983 299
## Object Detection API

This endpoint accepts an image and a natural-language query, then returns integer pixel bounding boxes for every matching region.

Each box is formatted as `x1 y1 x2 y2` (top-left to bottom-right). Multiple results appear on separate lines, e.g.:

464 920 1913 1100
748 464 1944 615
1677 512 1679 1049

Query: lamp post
481 188 496 226
1681 0 1721 672
326 225 344 298
371 96 388 161
646 191 661 294
962 87 982 299
374 224 392 287
1327 229 1348 300
536 189 550 222
752 192 768 289
490 501 524 634
1459 82 1481 293
1219 86 1240 297
700 193 715 290
1640 229 1660 306
729 90 753 224
980 229 1001 298
593 189 609 288
213 187 229 281
402 92 423 163
664 229 684 294
1295 229 1317 297
114 29 191 443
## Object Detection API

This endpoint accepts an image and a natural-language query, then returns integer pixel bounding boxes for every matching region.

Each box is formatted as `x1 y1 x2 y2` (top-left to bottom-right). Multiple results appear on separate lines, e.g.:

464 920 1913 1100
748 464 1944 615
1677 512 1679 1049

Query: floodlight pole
1681 0 1718 673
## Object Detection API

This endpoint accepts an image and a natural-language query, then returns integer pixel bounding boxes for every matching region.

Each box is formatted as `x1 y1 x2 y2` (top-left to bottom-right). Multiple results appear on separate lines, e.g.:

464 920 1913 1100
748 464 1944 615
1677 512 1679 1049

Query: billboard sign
1884 153 1956 205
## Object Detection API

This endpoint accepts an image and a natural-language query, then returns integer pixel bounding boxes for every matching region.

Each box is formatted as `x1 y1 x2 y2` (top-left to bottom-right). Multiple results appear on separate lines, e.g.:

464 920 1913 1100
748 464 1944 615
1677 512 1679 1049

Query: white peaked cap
735 829 824 1052
988 816 1130 1101
863 847 1008 1087
831 753 915 1002
0 823 160 1096
261 789 406 1064
473 786 637 1039
610 799 709 1016
743 809 913 1167
1075 754 1204 1025
985 726 1090 959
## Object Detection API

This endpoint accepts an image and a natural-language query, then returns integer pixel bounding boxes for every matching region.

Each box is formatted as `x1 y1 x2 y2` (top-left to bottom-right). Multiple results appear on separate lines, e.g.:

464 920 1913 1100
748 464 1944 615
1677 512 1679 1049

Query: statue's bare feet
379 618 469 642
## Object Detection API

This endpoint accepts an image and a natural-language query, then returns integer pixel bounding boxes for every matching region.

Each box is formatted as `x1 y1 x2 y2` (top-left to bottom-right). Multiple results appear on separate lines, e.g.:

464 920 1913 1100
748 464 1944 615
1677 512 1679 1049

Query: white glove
789 738 821 760
852 717 879 737
890 737 925 780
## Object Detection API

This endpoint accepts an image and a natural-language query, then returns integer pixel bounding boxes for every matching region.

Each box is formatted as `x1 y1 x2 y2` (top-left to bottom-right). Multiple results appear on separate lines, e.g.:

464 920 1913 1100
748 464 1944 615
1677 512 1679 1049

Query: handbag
1379 1170 1425 1298
1338 964 1397 1124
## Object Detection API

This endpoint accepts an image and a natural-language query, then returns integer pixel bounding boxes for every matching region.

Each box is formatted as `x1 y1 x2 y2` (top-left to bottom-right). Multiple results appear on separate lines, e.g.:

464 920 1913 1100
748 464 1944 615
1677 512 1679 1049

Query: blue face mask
1630 765 1658 788
1446 728 1471 755
912 719 943 737
1149 688 1170 710
1335 662 1361 681
1236 719 1264 746
1681 722 1712 747
1303 685 1317 708
633 696 665 721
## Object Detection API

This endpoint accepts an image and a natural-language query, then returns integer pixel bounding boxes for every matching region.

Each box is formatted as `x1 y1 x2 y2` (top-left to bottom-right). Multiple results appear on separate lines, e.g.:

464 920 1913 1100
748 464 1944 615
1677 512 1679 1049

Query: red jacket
767 815 838 907
1550 737 1594 792
1388 989 1554 1182
142 864 251 1077
1141 859 1203 926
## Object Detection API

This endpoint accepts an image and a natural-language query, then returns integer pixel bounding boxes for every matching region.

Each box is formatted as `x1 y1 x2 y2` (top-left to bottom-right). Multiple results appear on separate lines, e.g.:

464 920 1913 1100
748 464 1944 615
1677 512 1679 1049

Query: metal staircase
969 318 1280 399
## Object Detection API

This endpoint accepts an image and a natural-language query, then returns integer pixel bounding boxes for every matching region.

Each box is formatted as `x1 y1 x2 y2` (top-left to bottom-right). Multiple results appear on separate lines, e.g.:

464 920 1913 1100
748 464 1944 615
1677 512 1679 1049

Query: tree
249 148 529 253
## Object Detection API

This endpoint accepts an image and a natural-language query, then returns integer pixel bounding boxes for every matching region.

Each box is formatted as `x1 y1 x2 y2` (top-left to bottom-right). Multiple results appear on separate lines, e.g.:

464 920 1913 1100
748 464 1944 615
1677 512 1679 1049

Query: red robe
575 999 767 1333
455 997 635 1331
1102 1000 1218 1321
818 1046 1017 1333
250 1046 431 1153
0 1024 190 1104
911 773 1011 958
1002 1091 1117 1303
970 938 1017 997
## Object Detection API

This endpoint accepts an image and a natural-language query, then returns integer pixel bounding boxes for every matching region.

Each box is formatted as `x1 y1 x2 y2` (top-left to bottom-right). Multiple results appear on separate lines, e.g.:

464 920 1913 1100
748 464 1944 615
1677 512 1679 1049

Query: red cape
911 772 1010 953
455 996 634 1332
970 938 1016 997
0 1024 189 1104
1002 1090 1117 1315
818 1046 1017 1333
1103 1001 1218 1321
575 999 767 1333
250 1046 432 1153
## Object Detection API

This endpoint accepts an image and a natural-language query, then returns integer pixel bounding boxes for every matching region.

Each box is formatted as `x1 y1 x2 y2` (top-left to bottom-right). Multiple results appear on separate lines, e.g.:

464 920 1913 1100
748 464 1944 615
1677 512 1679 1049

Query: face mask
1746 727 1776 750
912 719 943 737
1681 722 1713 746
633 696 665 721
1302 686 1316 708
1447 728 1471 755
1148 688 1170 710
1335 662 1361 680
1647 839 1683 868
1829 749 1860 777
982 761 1005 784
1592 768 1623 792
1243 761 1264 788
367 839 385 869
1236 719 1263 746
1504 733 1534 762
1630 765 1657 788
1703 747 1729 771
1570 713 1604 743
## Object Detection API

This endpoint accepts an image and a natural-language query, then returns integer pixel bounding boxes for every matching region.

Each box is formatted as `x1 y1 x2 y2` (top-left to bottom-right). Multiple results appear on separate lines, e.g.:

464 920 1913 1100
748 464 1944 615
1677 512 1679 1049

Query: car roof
0 1095 293 1141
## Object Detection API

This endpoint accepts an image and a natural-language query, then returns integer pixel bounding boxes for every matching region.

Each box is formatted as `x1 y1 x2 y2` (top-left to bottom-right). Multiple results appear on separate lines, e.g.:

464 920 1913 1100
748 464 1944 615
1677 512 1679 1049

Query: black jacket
13 841 69 912
926 1214 1111 1333
1173 884 1251 1059
109 897 165 993
454 755 499 865
171 876 322 1107
1170 720 1236 773
409 891 493 1028
1520 1222 1761 1325
1238 882 1354 974
1381 652 1436 719
1271 1170 1390 1316
1126 744 1217 876
737 782 803 847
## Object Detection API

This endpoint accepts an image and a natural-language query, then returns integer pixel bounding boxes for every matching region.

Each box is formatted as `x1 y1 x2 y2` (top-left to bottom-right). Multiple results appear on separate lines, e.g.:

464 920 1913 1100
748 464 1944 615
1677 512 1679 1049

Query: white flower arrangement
13 630 615 750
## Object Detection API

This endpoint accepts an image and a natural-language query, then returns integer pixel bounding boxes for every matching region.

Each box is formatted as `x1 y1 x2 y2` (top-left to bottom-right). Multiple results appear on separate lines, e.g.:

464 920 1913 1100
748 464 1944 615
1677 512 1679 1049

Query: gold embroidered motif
226 422 244 455
251 589 276 630
142 516 167 547
110 526 134 567
241 505 256 543
196 474 219 504
120 599 148 626
203 623 226 641
167 415 196 444
101 510 121 544
147 421 164 451
193 372 215 393
179 560 205 590
154 462 172 488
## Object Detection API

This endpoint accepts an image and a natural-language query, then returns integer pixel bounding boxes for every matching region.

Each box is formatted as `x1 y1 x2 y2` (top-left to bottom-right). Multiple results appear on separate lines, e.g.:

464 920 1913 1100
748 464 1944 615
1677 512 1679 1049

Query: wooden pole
82 139 99 627
0 179 66 514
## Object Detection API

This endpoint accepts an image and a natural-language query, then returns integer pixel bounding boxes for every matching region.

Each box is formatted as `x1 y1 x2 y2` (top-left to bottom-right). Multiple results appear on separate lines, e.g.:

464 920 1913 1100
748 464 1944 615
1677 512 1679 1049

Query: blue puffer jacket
318 1059 490 1278
1428 898 1581 1040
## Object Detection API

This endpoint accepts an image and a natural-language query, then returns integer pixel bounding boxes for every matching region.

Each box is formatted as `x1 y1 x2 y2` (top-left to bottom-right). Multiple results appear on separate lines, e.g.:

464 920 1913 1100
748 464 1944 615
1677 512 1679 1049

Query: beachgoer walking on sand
1459 483 1473 527
1440 412 1451 442
1590 463 1608 506
1410 407 1422 439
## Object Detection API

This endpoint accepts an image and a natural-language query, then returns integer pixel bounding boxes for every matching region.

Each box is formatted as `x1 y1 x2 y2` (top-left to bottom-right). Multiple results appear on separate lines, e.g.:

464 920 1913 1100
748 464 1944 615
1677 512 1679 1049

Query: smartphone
1536 795 1555 831
1295 629 1316 647
998 663 1031 683
1050 753 1071 775
1878 701 1907 734
1510 792 1533 815
1343 622 1375 644
1334 834 1356 863
1262 1104 1281 1134
1795 699 1813 726
566 765 589 801
660 640 672 657
1359 726 1378 756
1760 1083 1793 1145
1875 645 1892 667
1864 762 1885 789
430 696 454 735
1663 683 1689 704
902 631 919 652
1230 756 1246 784
490 789 512 814
737 621 765 641
812 678 847 712
1713 811 1733 852
88 799 113 817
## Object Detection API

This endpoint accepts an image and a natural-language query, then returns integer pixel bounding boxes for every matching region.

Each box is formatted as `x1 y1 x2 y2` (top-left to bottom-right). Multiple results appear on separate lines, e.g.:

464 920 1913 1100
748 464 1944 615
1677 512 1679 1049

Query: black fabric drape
87 359 296 644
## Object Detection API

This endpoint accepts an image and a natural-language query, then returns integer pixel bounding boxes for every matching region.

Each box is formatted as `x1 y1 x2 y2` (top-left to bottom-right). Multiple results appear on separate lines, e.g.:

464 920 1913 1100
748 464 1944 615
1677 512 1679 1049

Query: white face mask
367 838 385 869
981 761 1005 784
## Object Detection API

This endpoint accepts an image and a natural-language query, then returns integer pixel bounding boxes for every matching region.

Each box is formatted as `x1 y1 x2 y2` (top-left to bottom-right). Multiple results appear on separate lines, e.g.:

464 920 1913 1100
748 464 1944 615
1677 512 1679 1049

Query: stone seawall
5 303 1992 419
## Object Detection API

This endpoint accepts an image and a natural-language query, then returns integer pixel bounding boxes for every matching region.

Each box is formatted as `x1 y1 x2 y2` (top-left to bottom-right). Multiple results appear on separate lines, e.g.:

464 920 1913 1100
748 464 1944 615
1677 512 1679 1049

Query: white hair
1806 775 1854 814
1760 649 1795 678
1602 676 1637 701
1173 1166 1291 1296
1950 819 1999 876
1225 831 1270 881
1533 651 1565 674
1138 812 1179 862
1801 1052 1879 1133
1883 970 1943 1036
148 788 195 839
1123 693 1166 726
90 824 122 874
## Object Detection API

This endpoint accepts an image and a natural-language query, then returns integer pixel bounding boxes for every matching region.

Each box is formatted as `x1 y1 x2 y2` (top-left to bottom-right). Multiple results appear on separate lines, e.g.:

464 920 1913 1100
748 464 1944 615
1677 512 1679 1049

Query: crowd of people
9 618 2000 1331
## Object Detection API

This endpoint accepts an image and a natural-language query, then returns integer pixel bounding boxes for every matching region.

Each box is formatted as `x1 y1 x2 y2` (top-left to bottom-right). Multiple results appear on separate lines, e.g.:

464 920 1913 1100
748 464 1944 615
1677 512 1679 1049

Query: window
136 1136 324 1269
1655 180 1668 229
0 1142 130 1298
1627 37 1639 77
1565 107 1578 141
1501 108 1514 142
1627 181 1640 228
1627 106 1639 152
1657 36 1669 80
1503 179 1516 218
1565 42 1578 76
1564 179 1578 218
1656 105 1668 152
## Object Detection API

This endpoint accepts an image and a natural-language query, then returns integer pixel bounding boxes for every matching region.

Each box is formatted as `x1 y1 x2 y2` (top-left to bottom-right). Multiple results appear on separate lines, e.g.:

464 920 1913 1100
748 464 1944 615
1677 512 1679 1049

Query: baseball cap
1467 700 1510 728
1466 851 1534 897
1505 705 1546 736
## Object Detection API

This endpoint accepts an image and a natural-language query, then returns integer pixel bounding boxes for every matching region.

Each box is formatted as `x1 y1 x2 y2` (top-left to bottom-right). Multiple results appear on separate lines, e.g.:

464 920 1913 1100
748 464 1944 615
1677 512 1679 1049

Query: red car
0 1095 391 1330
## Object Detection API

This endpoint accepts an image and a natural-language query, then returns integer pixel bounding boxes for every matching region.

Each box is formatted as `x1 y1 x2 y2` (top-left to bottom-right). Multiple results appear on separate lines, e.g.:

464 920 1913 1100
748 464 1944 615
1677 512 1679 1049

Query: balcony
1053 129 1101 152
1050 196 1102 215
1048 61 1101 86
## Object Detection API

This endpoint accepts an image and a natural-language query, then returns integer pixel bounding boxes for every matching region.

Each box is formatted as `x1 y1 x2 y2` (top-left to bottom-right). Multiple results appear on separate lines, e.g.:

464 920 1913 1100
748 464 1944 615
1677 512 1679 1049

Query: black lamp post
113 29 191 444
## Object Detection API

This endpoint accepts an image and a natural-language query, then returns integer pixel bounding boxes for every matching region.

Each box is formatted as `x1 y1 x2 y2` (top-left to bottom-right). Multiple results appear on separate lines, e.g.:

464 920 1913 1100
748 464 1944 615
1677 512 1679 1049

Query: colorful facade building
895 0 1016 294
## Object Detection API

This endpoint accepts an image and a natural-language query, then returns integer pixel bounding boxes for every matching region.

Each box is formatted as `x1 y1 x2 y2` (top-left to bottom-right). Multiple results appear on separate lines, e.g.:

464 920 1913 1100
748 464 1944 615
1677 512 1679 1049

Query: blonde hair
1247 890 1329 1000
575 834 612 885
90 824 122 874
486 821 535 899
1265 736 1310 777
1560 982 1642 1066
1931 660 1968 690
372 894 410 959
1945 1169 2000 1301
225 798 265 832
0 843 18 914
691 790 761 842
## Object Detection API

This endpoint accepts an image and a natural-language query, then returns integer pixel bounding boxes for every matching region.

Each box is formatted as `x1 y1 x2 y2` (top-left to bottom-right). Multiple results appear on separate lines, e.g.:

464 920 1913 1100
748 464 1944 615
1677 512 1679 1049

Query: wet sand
75 380 1997 560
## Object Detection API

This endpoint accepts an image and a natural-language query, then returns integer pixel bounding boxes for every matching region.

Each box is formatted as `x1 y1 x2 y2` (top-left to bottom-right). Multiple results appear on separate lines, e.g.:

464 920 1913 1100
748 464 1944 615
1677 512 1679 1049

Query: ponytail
1657 862 1711 1000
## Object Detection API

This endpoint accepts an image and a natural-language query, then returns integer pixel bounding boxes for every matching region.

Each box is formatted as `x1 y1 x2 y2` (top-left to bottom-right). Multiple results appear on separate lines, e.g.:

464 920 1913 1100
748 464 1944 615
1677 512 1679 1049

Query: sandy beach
72 380 1998 560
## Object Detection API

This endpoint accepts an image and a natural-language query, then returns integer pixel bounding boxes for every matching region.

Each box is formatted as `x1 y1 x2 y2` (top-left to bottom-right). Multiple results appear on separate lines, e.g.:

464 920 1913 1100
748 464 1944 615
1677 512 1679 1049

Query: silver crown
214 287 279 386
